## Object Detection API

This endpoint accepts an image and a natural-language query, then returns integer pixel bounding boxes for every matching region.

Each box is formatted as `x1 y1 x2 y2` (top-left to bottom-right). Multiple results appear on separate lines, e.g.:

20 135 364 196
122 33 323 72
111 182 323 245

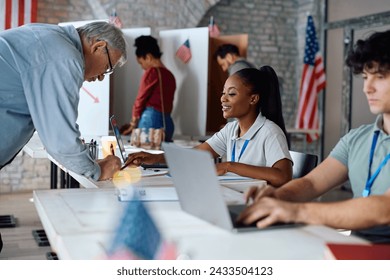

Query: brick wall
0 0 323 193
0 153 51 193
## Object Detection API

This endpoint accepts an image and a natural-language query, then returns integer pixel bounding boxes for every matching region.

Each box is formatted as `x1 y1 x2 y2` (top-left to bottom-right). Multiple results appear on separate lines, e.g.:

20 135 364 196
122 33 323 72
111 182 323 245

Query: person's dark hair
346 30 390 74
134 35 162 59
214 44 240 59
233 66 289 144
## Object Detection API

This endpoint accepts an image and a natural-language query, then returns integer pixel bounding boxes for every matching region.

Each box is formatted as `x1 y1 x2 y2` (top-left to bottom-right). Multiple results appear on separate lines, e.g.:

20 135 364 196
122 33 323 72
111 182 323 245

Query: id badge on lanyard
362 131 390 197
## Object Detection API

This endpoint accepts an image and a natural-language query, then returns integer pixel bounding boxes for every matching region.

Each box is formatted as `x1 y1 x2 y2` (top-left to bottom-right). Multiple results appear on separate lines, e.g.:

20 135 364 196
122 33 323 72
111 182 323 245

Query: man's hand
97 155 121 180
237 197 302 228
244 184 277 204
124 151 164 167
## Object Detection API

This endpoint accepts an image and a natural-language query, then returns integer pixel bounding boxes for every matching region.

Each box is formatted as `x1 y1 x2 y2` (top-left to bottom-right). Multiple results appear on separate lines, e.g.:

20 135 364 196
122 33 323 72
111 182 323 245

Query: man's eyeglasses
103 46 114 75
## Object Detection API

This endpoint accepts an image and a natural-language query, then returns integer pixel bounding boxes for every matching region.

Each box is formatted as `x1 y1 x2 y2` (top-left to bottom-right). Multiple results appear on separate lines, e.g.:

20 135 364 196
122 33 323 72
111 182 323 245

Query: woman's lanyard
231 139 249 162
362 131 390 197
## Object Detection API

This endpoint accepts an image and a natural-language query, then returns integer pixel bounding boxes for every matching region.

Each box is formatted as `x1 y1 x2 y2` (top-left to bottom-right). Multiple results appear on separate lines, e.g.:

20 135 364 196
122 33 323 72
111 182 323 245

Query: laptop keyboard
227 204 301 229
219 186 245 204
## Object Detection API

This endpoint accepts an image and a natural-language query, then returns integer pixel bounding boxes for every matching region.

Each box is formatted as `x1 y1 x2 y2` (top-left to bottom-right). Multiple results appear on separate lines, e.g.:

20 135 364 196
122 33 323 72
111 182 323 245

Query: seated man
239 29 390 243
214 43 256 75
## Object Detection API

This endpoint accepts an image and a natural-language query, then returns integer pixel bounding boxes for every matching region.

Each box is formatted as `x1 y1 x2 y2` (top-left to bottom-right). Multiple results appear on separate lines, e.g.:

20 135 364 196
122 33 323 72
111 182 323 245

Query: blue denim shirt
0 23 100 180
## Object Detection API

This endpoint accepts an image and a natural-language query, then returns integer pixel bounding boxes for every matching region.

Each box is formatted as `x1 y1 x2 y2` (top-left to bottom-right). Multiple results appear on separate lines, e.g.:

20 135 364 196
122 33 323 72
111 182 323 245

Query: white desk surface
33 188 368 260
23 132 48 159
27 133 368 260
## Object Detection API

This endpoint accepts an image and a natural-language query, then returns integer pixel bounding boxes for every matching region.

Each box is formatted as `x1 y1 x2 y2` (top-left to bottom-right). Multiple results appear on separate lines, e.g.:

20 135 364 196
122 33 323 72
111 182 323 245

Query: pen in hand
110 143 115 156
120 159 132 170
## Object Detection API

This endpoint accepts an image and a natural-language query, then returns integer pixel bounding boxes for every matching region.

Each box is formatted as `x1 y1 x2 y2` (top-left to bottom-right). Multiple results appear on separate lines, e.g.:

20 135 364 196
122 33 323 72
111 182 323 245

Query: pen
110 143 115 156
120 160 131 170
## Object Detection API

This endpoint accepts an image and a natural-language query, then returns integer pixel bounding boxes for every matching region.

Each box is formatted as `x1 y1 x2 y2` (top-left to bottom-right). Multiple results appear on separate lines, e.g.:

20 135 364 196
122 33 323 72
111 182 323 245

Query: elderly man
0 21 127 180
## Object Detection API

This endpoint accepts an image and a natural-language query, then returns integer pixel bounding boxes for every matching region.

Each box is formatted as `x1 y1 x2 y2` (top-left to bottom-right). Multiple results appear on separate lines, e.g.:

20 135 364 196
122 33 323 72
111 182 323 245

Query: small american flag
109 9 123 29
176 39 192 64
0 0 37 31
208 16 220 38
106 191 176 260
295 15 326 142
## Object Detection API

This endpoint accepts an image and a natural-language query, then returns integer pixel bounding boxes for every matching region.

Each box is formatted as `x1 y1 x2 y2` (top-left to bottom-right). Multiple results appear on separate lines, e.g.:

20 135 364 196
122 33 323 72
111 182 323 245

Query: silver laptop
162 142 300 232
110 115 168 169
109 115 128 163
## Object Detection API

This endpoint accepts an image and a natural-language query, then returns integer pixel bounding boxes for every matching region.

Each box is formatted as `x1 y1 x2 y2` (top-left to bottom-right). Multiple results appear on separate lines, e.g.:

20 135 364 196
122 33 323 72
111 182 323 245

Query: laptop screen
109 115 126 163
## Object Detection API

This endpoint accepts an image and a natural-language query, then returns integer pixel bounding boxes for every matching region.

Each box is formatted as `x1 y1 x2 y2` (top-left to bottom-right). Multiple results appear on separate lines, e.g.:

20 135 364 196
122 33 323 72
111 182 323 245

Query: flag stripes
295 15 326 142
1 0 37 31
176 39 192 64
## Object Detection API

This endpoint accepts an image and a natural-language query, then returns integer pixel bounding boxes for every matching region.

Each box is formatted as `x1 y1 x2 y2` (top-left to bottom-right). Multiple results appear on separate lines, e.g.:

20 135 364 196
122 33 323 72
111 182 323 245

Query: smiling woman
123 66 293 187
195 67 292 186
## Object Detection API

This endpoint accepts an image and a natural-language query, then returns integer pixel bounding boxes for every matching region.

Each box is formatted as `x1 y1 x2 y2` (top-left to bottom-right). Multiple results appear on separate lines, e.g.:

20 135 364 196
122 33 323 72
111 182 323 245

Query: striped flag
175 39 192 64
109 9 123 29
106 190 176 260
295 15 326 142
208 16 220 38
0 0 37 31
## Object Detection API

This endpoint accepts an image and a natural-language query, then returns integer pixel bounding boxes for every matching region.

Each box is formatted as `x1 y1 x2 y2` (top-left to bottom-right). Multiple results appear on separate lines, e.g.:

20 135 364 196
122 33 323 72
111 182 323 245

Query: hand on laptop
97 155 121 180
244 184 276 204
237 197 302 228
124 151 165 168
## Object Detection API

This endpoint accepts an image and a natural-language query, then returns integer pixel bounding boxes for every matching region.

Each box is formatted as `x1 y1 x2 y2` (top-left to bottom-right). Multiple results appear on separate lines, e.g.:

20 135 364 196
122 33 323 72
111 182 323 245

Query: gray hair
77 21 127 67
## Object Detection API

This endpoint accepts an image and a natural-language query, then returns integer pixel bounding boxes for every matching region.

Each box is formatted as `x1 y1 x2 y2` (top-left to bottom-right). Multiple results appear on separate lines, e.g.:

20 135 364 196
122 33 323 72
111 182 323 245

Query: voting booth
113 27 249 137
60 20 249 139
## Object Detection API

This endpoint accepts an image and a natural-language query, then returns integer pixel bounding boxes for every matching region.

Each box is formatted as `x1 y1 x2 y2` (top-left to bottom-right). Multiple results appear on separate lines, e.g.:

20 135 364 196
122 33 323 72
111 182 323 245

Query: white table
23 132 201 189
23 132 48 159
33 188 368 260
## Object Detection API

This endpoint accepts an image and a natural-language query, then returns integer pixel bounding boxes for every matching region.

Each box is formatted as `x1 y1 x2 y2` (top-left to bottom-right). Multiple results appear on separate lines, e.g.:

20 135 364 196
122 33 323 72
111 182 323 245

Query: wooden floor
0 191 49 260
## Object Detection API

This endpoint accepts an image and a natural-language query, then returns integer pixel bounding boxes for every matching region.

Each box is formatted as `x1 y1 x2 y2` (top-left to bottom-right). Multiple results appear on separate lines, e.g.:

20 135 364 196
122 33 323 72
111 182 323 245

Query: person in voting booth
120 35 176 142
0 22 126 180
239 30 390 243
214 43 256 75
125 66 292 187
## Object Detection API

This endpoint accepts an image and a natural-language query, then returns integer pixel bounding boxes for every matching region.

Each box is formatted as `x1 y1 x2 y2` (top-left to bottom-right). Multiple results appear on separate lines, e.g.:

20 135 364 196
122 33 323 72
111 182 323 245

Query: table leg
66 173 80 188
50 162 57 189
60 170 66 189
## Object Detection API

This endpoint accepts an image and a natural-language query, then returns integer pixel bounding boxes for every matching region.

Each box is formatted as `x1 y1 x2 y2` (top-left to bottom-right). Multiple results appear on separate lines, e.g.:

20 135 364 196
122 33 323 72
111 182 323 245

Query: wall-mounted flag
176 39 192 64
1 0 37 31
208 16 220 38
109 9 123 29
295 15 326 142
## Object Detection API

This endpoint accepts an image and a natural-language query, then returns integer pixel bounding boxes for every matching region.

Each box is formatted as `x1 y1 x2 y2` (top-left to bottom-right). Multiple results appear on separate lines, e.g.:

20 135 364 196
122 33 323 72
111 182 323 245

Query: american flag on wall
109 9 123 29
208 16 220 38
176 39 192 64
0 0 37 31
295 15 326 142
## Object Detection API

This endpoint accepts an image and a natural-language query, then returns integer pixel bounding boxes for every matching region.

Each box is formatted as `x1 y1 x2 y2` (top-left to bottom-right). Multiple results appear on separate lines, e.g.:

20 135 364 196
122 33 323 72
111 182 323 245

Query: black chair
290 150 318 179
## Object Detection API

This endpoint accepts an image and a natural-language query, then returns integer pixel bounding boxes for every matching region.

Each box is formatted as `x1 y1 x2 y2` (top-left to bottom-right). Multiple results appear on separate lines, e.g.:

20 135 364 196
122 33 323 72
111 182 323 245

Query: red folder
325 243 390 260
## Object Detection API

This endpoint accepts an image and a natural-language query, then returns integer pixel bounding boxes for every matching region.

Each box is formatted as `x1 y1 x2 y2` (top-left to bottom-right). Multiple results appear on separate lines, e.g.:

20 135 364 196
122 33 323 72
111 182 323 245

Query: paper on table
218 172 253 181
141 168 168 177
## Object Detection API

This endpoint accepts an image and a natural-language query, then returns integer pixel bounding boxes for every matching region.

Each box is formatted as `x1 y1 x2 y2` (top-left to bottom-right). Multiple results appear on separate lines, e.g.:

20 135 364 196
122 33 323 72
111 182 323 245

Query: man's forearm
275 177 320 202
298 195 390 230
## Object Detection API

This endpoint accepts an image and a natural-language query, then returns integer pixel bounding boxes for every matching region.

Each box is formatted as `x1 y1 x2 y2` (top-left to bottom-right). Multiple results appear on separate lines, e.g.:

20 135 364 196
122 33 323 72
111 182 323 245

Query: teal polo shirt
330 115 390 198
